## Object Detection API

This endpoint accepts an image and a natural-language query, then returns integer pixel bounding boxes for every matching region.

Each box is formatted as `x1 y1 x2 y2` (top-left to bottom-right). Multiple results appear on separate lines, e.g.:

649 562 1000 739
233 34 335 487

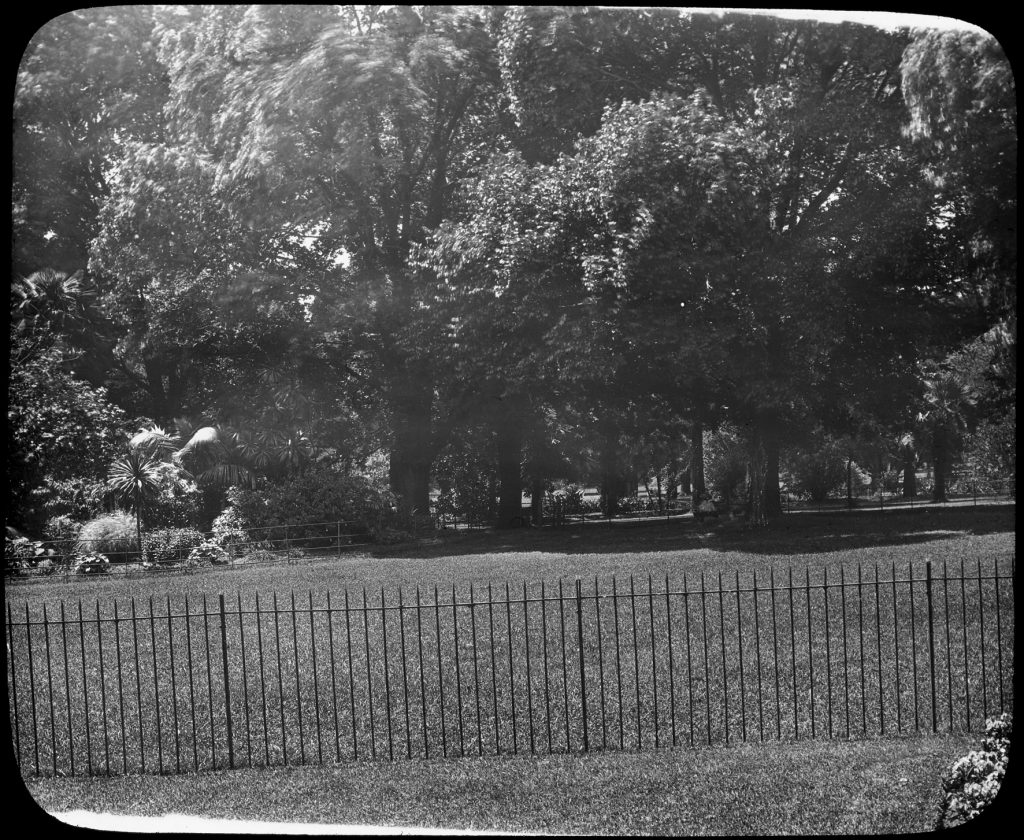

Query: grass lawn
7 505 1014 832
6 503 1016 600
25 733 974 835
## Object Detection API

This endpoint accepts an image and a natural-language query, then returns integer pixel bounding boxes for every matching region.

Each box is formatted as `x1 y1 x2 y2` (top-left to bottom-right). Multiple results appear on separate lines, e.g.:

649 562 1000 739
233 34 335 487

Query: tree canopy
11 8 1015 529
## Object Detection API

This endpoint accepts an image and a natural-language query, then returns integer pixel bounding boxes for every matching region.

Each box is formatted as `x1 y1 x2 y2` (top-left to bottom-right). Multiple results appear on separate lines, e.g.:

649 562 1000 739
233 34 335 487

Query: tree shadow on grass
373 504 1016 560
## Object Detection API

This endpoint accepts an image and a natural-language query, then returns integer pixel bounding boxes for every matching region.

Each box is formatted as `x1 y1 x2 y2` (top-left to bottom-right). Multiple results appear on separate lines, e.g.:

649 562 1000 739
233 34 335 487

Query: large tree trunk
689 420 705 506
496 405 525 527
388 365 434 518
599 424 623 519
747 429 769 527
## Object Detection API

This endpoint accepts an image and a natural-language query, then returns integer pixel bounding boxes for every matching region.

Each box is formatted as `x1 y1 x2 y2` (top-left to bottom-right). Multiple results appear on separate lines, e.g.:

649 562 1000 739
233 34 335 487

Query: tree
917 364 980 501
901 29 1016 329
7 333 128 532
106 448 164 555
114 5 510 515
14 7 168 276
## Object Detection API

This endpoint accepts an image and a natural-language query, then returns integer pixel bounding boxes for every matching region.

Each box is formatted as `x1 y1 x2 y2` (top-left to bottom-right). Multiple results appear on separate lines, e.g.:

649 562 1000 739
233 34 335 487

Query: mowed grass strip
26 734 974 835
5 506 1015 777
6 504 1015 600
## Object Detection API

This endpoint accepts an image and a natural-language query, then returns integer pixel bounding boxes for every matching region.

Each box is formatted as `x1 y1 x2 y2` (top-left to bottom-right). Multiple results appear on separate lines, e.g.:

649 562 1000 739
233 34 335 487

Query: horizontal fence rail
6 557 1014 777
6 519 379 580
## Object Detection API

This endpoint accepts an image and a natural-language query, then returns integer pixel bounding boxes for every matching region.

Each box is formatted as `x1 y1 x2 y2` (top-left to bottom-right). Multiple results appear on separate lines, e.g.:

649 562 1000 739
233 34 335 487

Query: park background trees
10 7 1015 536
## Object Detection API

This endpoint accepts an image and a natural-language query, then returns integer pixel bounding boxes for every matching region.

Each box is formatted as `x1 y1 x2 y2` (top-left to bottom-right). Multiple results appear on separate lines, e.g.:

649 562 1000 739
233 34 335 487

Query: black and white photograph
7 5 1015 834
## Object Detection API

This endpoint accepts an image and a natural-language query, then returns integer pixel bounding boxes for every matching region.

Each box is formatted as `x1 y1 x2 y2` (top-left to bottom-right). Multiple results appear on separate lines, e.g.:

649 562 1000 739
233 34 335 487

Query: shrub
240 548 288 565
76 511 137 561
187 540 229 566
785 440 850 502
211 501 250 547
704 425 748 503
147 462 202 528
937 713 1011 829
72 552 110 575
220 468 398 545
142 527 204 566
4 536 57 575
43 514 80 557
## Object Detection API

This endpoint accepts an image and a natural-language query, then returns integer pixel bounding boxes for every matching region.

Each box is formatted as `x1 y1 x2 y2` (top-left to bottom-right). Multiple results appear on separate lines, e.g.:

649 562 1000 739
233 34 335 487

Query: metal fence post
337 522 342 558
925 562 937 734
575 578 589 752
219 594 235 769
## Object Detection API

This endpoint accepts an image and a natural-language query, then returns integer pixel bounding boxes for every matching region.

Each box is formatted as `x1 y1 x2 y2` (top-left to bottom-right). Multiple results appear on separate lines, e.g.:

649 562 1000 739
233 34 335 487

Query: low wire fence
5 519 381 580
7 556 1013 777
781 475 1015 514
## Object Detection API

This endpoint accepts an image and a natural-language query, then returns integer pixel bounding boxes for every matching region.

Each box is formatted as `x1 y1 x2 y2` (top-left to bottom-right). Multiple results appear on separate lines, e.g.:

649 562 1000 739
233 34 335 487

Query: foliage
937 714 1011 829
43 515 81 555
142 527 204 566
146 462 202 528
12 9 1016 534
703 426 748 504
188 540 229 566
107 448 163 517
433 431 498 526
7 335 128 532
784 437 851 502
219 467 396 544
902 30 1016 326
38 476 109 524
4 536 57 576
75 512 137 561
72 552 111 576
211 500 250 548
14 7 167 275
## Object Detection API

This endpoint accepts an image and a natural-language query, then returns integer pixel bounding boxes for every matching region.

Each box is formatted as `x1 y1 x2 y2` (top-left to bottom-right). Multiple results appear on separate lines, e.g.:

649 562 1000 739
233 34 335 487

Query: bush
211 502 250 547
187 540 229 566
72 551 110 575
43 514 80 556
704 425 748 504
238 547 303 565
142 527 204 566
433 434 497 525
785 439 850 502
4 536 57 575
147 462 202 528
937 713 1011 829
220 468 398 545
75 511 137 562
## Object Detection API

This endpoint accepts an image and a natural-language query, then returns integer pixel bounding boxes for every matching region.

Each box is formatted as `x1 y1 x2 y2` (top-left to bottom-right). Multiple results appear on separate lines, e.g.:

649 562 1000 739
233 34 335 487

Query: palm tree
11 268 92 332
107 449 163 558
918 371 977 502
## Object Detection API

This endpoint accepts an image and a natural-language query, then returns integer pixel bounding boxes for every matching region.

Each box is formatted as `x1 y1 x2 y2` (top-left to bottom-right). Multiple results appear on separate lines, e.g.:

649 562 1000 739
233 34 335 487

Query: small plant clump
936 713 1011 829
72 552 110 575
76 511 137 562
188 540 229 565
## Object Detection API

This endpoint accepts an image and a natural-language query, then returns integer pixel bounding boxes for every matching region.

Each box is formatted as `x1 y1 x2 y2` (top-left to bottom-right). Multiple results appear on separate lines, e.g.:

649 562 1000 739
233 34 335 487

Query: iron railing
6 556 1014 777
